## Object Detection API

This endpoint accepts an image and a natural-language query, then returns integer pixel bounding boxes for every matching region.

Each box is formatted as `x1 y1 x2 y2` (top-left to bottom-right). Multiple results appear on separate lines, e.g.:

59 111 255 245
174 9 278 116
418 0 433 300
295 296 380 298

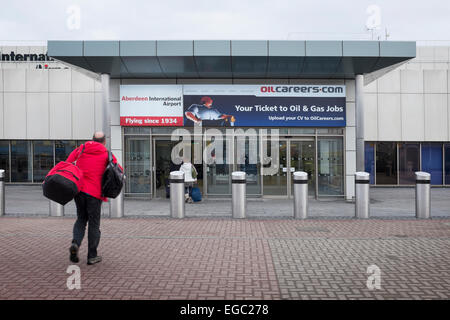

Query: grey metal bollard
110 189 124 218
49 200 64 217
415 171 431 219
0 169 5 216
232 171 246 219
170 171 185 218
355 172 370 219
293 171 308 219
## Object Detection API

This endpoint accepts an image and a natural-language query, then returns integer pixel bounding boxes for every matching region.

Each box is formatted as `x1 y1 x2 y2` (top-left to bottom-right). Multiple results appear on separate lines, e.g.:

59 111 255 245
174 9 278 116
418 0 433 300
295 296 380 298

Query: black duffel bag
102 151 124 198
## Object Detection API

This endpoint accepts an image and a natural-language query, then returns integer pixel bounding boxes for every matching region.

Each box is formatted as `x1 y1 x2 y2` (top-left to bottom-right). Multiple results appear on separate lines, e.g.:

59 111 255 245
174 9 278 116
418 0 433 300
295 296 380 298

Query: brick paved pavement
0 217 449 300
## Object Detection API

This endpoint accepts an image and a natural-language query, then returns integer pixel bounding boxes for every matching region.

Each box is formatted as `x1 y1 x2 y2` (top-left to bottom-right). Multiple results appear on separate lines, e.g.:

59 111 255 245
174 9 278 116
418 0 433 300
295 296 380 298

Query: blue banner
183 95 346 127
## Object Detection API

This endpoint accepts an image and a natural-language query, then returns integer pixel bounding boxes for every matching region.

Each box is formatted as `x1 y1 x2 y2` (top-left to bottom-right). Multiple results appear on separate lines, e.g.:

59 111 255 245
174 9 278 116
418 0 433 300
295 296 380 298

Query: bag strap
73 144 85 165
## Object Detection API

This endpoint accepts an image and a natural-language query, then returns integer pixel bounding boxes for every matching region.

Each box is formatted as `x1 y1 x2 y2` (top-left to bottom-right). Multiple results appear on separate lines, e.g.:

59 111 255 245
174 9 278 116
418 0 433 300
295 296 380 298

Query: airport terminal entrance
124 129 343 199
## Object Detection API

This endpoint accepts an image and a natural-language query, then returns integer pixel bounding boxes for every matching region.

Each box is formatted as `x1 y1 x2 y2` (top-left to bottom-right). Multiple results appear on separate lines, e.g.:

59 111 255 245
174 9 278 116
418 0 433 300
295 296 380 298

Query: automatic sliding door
317 137 344 196
262 140 287 196
206 136 232 195
235 133 261 195
290 140 315 197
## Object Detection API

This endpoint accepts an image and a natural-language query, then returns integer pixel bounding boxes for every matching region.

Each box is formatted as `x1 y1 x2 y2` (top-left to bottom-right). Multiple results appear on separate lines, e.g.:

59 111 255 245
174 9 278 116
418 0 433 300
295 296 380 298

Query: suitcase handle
56 169 80 181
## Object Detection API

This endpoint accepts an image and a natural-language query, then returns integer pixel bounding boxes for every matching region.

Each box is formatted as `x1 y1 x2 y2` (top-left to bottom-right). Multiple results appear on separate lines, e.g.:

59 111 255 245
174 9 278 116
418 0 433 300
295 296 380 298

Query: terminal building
0 40 449 201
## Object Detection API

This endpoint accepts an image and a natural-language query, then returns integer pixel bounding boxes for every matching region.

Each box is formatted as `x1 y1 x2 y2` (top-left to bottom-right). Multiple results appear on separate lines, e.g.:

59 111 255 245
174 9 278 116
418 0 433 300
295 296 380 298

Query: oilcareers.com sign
120 85 346 127
120 85 183 126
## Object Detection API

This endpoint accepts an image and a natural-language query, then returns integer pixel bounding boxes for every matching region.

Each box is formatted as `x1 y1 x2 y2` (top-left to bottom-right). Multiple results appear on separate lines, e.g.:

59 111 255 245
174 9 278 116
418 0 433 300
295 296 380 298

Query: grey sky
0 0 449 43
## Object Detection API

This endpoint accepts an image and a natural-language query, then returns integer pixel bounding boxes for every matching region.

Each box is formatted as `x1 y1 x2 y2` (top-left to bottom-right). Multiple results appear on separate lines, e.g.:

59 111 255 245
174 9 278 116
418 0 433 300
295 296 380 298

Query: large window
1 140 78 183
422 143 443 185
10 141 32 182
445 144 450 185
376 142 397 185
364 142 375 184
399 143 420 185
33 141 54 182
55 141 77 163
0 141 9 182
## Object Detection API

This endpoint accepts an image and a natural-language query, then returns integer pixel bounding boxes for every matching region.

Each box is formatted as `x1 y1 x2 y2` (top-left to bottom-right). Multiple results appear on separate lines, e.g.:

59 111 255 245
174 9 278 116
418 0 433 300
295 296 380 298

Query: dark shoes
69 243 79 263
87 256 102 265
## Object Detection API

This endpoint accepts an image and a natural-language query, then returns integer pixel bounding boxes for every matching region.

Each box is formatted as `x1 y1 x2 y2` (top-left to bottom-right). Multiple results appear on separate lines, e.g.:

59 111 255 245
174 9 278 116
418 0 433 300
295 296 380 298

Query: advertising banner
120 85 346 127
120 85 183 126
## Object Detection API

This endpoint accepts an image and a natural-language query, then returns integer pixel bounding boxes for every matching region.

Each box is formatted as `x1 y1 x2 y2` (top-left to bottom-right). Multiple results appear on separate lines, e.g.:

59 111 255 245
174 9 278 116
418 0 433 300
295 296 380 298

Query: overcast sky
0 0 449 44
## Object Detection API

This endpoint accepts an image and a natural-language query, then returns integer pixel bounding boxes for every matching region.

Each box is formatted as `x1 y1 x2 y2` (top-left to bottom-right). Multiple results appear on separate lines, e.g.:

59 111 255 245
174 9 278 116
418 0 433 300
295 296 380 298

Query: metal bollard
355 171 370 219
170 171 185 218
293 171 308 219
232 171 246 219
49 200 64 217
110 189 124 218
415 171 431 219
0 169 5 217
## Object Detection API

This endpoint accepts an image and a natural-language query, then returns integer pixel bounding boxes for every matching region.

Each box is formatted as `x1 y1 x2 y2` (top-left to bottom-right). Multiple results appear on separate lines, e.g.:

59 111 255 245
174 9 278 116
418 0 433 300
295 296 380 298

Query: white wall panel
72 70 95 92
49 69 71 92
434 47 449 62
49 93 72 139
346 102 355 127
26 93 49 139
345 126 355 151
72 93 95 139
417 47 434 62
377 70 400 93
377 94 401 141
424 94 448 141
363 80 377 93
110 101 120 126
0 70 3 91
345 175 354 201
364 93 378 141
4 92 26 139
424 70 447 93
111 125 122 150
345 150 356 176
110 79 120 102
94 79 102 92
3 69 26 92
400 70 423 93
94 92 102 131
26 70 48 92
401 94 424 141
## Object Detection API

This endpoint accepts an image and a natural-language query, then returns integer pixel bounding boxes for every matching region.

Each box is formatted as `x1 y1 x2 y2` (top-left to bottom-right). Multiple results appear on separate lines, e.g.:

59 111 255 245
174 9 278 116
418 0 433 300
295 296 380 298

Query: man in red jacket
67 131 122 265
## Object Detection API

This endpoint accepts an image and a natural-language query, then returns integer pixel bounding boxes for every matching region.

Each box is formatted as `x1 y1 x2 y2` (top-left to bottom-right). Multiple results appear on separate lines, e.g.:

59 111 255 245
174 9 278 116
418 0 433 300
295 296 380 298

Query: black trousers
72 192 102 259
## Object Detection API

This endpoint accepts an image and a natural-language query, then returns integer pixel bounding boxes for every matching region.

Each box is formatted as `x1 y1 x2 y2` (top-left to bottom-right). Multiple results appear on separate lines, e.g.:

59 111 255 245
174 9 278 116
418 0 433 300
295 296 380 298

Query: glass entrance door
153 139 179 198
124 137 151 196
262 138 315 197
153 137 204 199
262 140 288 196
205 136 232 195
289 140 315 197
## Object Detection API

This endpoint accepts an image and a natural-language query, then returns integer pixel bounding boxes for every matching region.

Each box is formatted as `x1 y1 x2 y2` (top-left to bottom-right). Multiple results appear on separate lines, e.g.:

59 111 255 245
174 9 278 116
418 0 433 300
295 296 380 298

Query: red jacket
67 141 122 202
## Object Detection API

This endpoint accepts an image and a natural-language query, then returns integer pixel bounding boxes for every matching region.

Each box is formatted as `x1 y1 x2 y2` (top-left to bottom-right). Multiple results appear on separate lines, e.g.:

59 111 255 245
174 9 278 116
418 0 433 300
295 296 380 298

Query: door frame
286 137 316 199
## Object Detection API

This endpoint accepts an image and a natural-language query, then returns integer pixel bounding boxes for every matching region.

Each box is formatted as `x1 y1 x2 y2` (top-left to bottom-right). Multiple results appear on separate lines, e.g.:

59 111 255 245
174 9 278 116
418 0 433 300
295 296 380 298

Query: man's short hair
92 133 106 144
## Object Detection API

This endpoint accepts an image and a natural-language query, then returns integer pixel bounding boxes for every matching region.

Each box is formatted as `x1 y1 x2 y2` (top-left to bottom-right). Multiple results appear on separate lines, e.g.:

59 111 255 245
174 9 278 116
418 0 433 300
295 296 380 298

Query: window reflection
376 142 397 185
399 143 419 185
11 141 32 182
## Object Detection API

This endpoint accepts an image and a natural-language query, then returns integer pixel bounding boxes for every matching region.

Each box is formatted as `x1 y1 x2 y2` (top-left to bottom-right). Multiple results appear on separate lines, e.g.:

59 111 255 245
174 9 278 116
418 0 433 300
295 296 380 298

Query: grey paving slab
3 185 450 218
